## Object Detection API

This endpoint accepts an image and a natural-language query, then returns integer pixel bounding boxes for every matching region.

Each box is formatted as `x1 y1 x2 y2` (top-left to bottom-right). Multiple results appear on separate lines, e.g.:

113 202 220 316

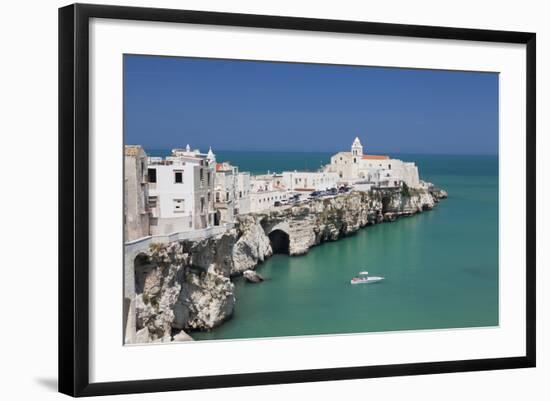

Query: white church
324 137 420 189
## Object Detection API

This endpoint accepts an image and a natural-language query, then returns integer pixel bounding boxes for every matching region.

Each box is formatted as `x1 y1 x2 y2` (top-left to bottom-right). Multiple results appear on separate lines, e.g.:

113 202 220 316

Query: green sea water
149 150 499 340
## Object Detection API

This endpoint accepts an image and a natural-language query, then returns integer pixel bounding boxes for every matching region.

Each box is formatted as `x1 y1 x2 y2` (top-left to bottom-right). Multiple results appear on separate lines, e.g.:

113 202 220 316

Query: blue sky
124 55 498 155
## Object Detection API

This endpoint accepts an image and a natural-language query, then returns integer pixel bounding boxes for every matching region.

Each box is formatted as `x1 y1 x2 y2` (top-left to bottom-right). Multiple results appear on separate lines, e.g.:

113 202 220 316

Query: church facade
324 137 420 189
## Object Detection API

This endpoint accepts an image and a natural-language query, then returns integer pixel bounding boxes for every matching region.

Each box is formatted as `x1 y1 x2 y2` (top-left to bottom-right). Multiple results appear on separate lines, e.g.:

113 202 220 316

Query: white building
324 137 420 188
124 145 150 242
282 171 339 192
235 170 251 215
214 162 251 224
249 175 289 212
147 145 217 235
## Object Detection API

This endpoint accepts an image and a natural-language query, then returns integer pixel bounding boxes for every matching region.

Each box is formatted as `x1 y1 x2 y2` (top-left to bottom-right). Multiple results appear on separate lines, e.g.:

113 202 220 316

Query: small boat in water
350 271 384 285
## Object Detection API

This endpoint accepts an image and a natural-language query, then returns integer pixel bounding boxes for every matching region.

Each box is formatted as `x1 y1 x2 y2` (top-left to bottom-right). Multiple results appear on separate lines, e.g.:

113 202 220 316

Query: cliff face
134 236 238 342
231 215 273 273
131 188 446 343
245 188 446 256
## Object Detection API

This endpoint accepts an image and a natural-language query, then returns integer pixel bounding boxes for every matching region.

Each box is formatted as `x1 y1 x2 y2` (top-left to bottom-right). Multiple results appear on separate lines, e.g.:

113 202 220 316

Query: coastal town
123 138 447 344
125 137 430 243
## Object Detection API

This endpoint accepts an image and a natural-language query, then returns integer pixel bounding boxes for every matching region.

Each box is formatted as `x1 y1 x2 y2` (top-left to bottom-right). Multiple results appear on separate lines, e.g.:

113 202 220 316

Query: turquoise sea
148 150 499 340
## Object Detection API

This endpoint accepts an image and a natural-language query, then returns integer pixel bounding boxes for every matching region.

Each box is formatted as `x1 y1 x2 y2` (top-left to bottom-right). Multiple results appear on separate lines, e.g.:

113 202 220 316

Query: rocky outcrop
243 269 264 283
129 187 445 343
231 215 273 274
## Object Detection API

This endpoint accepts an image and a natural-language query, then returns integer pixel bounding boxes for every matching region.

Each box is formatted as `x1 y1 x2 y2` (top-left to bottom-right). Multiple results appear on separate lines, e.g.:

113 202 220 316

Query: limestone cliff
134 236 238 342
131 187 446 343
244 187 446 256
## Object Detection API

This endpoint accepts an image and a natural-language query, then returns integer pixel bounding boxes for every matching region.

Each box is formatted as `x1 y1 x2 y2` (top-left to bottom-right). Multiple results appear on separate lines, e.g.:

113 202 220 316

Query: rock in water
243 269 264 283
172 330 194 342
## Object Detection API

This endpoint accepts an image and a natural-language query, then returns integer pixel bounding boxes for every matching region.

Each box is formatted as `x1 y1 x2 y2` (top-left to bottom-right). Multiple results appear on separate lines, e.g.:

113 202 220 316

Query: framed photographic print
58 3 536 397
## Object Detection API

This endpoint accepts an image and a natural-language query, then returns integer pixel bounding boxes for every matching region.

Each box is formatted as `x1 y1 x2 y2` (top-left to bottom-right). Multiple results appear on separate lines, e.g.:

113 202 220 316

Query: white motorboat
350 271 384 285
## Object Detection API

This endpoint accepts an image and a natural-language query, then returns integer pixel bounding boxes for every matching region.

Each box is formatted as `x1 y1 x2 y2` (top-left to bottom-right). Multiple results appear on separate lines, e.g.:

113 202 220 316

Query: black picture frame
58 3 536 397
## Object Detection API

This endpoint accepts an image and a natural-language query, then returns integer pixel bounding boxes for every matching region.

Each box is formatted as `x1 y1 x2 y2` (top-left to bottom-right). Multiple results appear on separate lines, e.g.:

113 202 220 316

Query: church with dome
324 137 420 189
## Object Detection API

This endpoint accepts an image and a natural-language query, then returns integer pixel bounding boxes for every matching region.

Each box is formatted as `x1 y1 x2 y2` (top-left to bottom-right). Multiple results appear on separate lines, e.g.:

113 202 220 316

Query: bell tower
206 146 216 163
351 137 363 162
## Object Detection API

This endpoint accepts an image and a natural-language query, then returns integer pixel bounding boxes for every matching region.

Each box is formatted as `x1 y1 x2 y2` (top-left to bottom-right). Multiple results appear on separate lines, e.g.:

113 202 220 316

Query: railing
124 223 235 252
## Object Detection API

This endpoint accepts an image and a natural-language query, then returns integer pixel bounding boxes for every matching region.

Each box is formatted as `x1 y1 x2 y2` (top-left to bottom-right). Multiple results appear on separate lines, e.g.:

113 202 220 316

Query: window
207 172 211 186
239 191 242 198
147 168 157 183
148 196 157 208
174 171 183 183
208 192 211 202
388 164 392 170
354 157 357 163
226 191 229 200
200 168 204 182
216 192 220 202
173 199 185 213
200 197 205 212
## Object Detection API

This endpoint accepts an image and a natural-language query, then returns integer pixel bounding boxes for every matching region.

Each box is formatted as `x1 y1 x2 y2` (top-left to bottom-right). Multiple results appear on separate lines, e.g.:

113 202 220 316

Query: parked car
338 186 351 193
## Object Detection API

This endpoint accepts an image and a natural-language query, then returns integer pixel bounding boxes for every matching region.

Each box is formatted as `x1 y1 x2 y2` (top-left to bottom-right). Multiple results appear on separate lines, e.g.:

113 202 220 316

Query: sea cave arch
268 229 290 255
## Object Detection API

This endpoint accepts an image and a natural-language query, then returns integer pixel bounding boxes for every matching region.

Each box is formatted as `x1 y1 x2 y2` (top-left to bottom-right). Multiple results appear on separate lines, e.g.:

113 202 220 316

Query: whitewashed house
214 162 251 224
235 170 251 215
147 145 217 235
282 171 339 192
249 174 288 212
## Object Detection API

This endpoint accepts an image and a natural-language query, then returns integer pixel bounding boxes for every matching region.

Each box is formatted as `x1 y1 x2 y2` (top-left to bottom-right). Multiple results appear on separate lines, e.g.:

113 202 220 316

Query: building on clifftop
214 161 251 224
324 137 420 189
146 145 217 235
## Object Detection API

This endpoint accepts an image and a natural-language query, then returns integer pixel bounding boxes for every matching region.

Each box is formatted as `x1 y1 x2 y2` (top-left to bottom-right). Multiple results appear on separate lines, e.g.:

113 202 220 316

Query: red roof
362 155 389 160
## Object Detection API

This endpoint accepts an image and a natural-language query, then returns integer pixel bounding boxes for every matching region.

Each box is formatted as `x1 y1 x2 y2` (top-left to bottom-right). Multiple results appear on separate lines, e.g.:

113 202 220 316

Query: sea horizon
141 148 498 179
140 147 499 157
